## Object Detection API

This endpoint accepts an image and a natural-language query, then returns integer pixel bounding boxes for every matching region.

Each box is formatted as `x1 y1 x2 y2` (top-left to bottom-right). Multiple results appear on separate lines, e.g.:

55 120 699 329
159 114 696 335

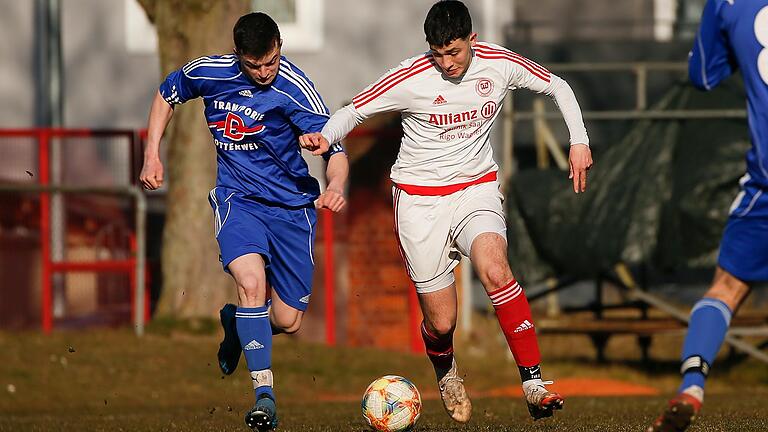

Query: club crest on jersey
208 112 265 141
475 78 494 97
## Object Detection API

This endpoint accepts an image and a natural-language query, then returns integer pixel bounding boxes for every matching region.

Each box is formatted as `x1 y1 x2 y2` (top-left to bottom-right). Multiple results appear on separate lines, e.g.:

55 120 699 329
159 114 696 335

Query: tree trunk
139 0 250 318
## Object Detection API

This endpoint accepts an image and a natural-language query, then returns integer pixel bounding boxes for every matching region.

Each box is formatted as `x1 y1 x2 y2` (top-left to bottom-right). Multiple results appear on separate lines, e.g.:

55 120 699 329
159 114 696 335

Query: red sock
489 279 541 367
420 321 454 372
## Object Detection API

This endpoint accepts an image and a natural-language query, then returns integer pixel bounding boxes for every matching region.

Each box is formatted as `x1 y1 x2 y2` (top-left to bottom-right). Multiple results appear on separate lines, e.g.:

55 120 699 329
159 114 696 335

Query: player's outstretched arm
569 143 593 194
317 152 349 212
541 77 593 193
300 104 365 156
299 132 330 155
139 90 173 190
504 49 593 193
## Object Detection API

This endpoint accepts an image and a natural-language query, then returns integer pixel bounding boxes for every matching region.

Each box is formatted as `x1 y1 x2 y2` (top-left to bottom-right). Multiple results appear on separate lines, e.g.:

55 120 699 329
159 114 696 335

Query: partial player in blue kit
648 1 768 431
139 12 348 432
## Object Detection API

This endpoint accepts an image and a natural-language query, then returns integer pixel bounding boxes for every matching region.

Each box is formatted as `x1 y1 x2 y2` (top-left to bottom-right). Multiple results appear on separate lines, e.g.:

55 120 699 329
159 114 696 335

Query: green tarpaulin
507 79 750 284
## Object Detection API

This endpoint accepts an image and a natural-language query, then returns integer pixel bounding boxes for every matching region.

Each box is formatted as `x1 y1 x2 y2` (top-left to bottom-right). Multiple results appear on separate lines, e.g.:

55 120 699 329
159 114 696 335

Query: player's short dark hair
233 12 281 58
424 1 472 47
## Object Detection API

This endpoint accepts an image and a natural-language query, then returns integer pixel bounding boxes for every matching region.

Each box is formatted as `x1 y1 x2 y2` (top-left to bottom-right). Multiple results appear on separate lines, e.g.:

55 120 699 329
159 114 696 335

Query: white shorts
392 181 507 293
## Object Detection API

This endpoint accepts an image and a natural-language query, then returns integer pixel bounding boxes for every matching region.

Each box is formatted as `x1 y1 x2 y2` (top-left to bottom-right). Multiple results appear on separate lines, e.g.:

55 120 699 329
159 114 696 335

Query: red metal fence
0 128 344 344
0 129 147 334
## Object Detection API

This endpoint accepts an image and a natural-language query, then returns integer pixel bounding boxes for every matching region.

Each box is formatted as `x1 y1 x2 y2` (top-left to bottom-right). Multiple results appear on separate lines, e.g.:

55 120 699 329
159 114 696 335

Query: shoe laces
524 380 554 401
438 371 464 392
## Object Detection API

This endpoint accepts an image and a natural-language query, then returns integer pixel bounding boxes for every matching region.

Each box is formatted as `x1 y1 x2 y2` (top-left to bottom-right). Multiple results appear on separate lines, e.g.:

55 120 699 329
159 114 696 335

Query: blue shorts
717 176 768 282
209 187 317 311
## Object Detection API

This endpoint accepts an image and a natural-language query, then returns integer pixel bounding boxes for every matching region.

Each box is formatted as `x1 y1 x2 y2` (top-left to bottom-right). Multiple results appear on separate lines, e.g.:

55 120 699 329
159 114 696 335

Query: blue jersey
159 54 342 207
689 0 768 187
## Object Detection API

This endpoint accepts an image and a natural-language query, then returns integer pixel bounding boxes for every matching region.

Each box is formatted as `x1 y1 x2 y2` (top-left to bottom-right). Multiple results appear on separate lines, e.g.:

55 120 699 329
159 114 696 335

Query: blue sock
236 306 275 401
679 298 732 392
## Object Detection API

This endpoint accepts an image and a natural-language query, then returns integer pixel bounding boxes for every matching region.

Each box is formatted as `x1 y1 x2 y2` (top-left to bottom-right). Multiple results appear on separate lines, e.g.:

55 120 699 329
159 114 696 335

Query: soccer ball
361 375 422 432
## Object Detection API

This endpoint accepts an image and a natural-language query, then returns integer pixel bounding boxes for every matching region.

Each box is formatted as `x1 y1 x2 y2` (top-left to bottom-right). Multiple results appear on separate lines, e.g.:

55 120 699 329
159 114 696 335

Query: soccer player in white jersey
301 0 592 423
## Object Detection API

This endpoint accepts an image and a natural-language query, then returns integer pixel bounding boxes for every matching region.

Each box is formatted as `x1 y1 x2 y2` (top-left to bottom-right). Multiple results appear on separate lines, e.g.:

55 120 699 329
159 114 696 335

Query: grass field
1 323 767 431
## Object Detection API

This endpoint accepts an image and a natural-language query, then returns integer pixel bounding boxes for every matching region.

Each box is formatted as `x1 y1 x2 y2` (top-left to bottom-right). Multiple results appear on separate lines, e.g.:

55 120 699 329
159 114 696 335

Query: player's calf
269 314 301 335
487 279 564 419
420 321 472 423
269 299 304 335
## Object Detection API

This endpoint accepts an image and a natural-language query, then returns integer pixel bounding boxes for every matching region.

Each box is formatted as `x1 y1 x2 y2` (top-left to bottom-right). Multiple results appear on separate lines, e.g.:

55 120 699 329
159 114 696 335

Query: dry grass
0 321 766 431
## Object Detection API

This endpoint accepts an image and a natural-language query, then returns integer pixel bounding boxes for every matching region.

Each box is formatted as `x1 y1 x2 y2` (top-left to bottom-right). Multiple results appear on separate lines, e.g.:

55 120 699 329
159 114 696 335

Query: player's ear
468 33 477 46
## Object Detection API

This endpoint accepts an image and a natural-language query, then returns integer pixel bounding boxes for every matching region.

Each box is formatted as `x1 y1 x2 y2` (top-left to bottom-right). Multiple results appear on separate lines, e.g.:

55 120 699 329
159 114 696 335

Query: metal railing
506 18 703 45
501 61 748 184
0 128 344 344
501 63 766 364
0 184 148 335
0 129 147 335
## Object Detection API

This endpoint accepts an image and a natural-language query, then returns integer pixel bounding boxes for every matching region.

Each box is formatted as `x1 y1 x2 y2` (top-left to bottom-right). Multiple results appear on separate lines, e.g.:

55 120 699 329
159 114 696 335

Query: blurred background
1 2 767 429
0 0 768 431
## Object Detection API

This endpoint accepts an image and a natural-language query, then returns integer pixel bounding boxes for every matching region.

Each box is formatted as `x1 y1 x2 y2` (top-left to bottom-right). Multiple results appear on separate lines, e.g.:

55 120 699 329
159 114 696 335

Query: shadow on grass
146 316 220 336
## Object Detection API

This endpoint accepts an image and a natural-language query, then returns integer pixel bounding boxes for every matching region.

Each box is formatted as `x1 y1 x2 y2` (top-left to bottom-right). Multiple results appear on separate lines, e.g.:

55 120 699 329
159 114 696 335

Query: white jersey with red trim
322 41 589 189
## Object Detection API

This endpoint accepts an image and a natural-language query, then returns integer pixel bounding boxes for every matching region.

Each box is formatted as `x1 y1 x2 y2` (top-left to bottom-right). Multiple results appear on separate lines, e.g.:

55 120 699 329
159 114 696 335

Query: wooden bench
537 314 768 362
526 265 768 363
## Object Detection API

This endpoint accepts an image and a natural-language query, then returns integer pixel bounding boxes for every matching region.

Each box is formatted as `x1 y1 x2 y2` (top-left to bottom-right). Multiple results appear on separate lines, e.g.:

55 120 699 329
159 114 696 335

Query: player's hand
139 157 164 190
316 187 346 212
299 132 330 156
568 143 593 194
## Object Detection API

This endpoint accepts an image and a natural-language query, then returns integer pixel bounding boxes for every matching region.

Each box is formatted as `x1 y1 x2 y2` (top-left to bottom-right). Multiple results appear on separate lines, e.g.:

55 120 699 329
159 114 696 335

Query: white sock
681 385 704 403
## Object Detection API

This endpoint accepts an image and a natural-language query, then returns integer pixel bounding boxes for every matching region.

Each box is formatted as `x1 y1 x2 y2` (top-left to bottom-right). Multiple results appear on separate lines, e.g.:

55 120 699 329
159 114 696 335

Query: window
125 0 158 53
252 0 325 52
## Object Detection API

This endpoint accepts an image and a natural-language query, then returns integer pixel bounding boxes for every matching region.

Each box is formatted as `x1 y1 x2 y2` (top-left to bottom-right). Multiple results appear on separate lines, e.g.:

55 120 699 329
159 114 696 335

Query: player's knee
272 322 301 334
271 313 302 334
704 285 748 311
480 263 514 291
237 274 268 305
281 322 301 334
427 318 455 338
707 269 750 310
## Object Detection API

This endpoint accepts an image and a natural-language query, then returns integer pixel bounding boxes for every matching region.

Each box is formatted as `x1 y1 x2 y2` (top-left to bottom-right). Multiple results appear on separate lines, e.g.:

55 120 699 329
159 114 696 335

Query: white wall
61 0 160 128
286 0 518 111
0 0 36 128
0 0 669 129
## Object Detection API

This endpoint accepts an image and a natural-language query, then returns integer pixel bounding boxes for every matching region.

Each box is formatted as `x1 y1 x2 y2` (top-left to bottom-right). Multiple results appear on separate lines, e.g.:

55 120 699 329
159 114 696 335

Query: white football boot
437 358 472 423
522 379 564 420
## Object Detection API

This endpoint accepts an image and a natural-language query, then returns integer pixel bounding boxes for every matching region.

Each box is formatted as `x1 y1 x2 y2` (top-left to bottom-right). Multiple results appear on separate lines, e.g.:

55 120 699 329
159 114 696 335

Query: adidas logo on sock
432 95 447 105
299 294 311 304
244 339 264 350
514 320 534 333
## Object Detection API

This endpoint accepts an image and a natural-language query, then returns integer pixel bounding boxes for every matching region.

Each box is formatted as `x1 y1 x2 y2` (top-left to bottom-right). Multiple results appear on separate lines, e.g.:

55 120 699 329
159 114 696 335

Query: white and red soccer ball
361 375 422 432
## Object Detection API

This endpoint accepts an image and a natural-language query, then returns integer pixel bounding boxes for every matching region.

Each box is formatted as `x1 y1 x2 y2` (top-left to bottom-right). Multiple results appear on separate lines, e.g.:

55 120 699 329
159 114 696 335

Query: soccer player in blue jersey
139 12 348 432
648 1 768 431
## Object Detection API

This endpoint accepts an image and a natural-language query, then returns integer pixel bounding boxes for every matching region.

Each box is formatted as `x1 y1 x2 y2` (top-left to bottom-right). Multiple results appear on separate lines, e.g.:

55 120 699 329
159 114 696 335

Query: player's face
429 33 477 78
238 42 281 86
